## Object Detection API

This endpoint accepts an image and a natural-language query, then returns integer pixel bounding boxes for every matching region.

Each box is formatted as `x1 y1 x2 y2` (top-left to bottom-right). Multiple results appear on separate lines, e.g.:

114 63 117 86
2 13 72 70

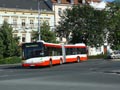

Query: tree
0 33 4 58
107 3 120 49
0 21 20 58
114 0 120 4
56 5 107 47
32 21 57 43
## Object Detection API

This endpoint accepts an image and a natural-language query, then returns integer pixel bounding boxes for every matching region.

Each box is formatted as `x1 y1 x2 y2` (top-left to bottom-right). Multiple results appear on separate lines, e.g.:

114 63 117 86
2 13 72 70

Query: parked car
108 50 120 59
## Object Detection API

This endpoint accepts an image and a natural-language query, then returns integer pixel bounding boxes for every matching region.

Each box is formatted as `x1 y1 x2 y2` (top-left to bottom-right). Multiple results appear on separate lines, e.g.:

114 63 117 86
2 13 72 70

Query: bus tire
60 59 63 65
49 60 52 67
77 57 80 63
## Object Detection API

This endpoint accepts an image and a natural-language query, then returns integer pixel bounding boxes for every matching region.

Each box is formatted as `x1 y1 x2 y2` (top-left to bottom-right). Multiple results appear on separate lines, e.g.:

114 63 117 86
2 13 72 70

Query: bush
88 54 107 59
0 56 21 64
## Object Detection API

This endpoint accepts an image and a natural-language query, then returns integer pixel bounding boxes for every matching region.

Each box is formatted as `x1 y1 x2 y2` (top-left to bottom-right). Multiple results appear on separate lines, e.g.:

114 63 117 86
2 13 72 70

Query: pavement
1 59 120 90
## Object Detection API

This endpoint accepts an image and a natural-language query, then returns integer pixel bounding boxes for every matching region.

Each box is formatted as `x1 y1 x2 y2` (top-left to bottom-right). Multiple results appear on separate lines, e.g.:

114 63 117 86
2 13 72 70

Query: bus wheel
77 57 80 63
49 60 52 67
60 59 63 65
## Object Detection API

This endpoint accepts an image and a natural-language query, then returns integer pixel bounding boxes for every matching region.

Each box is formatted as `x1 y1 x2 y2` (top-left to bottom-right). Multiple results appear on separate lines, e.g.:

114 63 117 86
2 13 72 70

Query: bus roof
44 42 62 48
64 43 86 48
21 41 86 48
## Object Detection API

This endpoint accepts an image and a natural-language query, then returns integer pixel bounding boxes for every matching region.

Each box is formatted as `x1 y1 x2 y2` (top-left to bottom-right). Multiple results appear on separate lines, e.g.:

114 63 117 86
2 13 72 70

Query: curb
0 63 21 67
112 59 120 61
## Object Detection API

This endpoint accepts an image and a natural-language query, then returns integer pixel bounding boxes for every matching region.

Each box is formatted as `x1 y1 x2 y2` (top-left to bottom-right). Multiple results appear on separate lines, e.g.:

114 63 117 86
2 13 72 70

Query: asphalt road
0 59 120 90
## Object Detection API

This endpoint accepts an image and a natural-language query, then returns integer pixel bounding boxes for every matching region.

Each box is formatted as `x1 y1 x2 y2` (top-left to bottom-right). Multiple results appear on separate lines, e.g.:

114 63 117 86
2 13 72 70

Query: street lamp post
38 0 41 41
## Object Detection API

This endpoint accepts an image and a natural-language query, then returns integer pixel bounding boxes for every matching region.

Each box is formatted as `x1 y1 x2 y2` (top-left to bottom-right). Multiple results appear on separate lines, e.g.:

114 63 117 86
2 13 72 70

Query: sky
90 1 106 10
90 0 118 10
90 0 116 10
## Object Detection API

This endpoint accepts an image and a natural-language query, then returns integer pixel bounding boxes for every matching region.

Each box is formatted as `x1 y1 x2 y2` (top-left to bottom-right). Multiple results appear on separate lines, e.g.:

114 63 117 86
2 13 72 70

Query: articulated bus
21 41 88 67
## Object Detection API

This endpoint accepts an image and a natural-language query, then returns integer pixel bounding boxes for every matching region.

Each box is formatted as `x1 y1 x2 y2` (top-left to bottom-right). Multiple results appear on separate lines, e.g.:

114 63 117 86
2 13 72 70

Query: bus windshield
22 42 44 60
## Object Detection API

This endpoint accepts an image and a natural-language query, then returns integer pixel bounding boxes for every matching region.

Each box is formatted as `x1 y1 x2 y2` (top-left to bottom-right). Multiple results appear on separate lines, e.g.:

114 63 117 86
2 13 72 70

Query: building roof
0 0 52 11
87 0 101 3
52 0 77 4
51 0 104 5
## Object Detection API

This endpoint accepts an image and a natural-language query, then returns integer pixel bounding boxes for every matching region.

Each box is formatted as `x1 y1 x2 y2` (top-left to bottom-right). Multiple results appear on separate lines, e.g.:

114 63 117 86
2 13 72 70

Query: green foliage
107 3 120 50
88 54 107 59
0 56 21 64
0 21 20 58
32 21 57 43
56 4 120 49
56 5 107 47
0 36 4 59
114 0 120 5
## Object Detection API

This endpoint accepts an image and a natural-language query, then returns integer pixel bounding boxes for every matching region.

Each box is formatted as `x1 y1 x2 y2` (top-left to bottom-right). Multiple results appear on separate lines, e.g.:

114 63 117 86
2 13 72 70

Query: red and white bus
21 41 88 67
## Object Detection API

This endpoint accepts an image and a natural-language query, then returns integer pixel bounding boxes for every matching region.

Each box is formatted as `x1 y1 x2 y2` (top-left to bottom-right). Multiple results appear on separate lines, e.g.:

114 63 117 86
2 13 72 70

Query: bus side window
47 47 51 56
66 48 71 55
52 48 56 56
32 50 44 57
70 48 73 55
51 48 61 56
44 47 50 56
52 48 59 56
48 47 53 56
73 48 77 55
77 48 81 54
81 48 86 54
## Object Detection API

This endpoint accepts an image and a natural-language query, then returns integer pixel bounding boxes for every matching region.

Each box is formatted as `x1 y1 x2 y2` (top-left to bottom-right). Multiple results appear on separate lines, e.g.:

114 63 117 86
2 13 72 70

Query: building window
30 19 34 29
4 17 9 23
54 0 57 2
13 34 17 37
13 18 17 28
66 0 70 3
22 37 25 42
78 0 82 4
96 47 101 52
58 8 62 16
21 19 26 27
45 20 49 25
44 18 50 25
22 34 26 42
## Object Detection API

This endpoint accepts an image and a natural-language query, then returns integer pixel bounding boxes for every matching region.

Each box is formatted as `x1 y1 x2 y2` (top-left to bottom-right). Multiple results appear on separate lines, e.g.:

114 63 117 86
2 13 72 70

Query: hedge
0 56 21 64
88 54 107 59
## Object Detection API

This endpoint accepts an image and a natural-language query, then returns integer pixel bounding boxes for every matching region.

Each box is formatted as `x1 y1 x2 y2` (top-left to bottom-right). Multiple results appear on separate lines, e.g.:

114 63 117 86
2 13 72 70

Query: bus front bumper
22 61 50 67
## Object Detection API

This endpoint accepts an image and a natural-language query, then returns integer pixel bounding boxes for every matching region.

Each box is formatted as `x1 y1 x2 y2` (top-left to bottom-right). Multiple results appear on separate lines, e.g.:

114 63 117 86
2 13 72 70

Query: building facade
51 0 85 26
51 0 102 26
0 0 54 43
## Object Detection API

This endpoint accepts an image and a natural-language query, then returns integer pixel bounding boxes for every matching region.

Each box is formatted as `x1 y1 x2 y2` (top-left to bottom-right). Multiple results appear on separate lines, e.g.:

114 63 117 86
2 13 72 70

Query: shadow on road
0 64 58 70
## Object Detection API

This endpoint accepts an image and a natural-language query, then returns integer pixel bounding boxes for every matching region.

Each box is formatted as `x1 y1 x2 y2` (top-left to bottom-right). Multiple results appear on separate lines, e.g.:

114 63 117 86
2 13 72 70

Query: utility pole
38 0 41 41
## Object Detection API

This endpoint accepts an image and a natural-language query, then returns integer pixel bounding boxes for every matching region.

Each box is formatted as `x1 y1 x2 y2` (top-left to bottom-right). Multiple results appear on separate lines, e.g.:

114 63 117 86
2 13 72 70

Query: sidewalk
111 59 120 61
